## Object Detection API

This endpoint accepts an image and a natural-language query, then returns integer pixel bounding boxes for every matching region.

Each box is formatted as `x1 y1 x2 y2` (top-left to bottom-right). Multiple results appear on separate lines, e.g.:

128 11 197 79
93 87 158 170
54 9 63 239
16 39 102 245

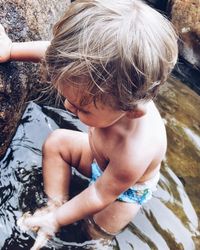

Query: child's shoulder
112 102 166 166
139 101 164 132
140 102 167 148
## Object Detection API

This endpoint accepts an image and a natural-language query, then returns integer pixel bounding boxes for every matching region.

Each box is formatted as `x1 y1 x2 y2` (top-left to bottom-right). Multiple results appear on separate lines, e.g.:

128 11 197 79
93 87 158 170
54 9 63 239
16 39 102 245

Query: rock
0 0 70 159
170 0 200 68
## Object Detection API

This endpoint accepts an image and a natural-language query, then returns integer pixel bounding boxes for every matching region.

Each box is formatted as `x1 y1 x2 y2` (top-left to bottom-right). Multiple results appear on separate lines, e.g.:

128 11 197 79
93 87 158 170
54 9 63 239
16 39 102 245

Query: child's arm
18 182 111 239
0 24 50 63
19 159 141 236
54 159 144 227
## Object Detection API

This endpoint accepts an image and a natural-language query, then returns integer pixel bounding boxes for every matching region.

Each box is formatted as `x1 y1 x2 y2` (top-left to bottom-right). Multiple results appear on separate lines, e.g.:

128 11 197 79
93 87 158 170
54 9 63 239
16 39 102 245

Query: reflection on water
183 127 200 150
116 164 199 250
0 80 199 249
157 76 200 224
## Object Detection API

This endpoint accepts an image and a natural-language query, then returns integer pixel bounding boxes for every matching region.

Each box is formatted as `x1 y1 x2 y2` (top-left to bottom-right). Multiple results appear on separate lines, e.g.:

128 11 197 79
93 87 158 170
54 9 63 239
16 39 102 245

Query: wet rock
0 0 70 159
170 0 200 68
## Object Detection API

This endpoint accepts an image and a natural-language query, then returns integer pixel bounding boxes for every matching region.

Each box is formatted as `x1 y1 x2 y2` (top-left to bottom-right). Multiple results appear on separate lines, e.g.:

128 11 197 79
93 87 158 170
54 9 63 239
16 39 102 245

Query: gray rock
0 0 70 159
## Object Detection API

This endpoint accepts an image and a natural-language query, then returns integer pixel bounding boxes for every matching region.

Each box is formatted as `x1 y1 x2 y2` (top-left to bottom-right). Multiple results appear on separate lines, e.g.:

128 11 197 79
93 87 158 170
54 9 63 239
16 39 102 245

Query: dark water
0 78 199 249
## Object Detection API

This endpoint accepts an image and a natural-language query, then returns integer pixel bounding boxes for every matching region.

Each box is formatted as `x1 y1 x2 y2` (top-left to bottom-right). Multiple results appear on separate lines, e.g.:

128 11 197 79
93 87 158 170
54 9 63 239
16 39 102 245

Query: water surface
0 75 199 249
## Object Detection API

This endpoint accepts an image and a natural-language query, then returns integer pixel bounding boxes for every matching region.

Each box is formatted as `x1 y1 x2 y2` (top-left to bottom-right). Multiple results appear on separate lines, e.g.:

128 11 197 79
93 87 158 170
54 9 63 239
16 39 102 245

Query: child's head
45 0 178 111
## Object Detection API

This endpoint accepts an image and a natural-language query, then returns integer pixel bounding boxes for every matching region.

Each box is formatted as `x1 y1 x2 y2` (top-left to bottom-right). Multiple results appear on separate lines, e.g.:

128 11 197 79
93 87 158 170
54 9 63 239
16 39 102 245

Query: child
0 0 178 248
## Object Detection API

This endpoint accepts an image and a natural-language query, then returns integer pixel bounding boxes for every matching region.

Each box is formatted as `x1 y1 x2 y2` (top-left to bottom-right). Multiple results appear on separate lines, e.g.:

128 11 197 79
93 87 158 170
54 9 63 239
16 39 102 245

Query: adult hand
0 24 12 63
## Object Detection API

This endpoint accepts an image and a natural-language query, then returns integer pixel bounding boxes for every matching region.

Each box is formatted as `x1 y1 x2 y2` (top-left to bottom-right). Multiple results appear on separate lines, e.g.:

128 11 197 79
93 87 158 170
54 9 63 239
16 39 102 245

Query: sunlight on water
183 127 200 150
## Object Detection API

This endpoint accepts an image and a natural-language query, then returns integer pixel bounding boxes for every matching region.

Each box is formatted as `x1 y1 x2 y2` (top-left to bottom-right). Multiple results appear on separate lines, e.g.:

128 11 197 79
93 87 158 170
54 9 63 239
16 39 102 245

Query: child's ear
126 105 147 119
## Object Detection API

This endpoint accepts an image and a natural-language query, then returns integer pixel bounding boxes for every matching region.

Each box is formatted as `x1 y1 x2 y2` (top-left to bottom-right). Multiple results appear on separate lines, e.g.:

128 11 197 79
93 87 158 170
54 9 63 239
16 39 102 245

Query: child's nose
64 99 77 115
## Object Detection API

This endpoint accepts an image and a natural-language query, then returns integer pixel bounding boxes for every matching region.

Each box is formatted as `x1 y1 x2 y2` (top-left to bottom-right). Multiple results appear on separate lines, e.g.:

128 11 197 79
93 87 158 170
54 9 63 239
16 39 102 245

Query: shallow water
0 75 199 249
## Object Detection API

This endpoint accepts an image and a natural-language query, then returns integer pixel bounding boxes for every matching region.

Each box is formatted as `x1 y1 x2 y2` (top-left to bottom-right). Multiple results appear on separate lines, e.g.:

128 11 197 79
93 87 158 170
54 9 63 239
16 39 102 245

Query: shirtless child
0 0 178 248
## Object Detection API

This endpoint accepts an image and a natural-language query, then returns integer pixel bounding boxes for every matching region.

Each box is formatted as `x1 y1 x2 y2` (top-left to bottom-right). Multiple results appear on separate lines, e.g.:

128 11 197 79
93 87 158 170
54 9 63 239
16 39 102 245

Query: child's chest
88 127 110 170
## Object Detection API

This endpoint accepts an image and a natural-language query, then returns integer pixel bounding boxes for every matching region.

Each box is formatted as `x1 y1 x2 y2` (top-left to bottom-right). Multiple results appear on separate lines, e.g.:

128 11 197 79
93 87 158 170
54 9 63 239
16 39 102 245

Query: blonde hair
45 0 178 110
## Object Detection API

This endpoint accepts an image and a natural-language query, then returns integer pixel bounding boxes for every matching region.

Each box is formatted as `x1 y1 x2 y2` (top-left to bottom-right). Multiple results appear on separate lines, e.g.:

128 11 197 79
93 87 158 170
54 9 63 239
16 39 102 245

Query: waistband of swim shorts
132 171 160 191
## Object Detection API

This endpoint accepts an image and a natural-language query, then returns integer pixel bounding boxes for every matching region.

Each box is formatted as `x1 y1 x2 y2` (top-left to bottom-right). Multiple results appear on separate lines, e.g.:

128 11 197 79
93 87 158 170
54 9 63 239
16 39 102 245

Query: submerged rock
156 76 200 222
0 0 70 159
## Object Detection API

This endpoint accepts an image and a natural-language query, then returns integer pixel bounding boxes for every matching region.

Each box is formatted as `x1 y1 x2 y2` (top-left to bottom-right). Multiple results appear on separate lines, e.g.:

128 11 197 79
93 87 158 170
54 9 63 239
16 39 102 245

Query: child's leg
42 129 93 204
86 201 141 239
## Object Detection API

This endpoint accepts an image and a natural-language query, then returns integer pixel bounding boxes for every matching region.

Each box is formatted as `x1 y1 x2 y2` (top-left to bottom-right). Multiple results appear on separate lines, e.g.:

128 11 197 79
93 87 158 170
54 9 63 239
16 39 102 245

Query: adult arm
0 24 50 63
10 41 50 62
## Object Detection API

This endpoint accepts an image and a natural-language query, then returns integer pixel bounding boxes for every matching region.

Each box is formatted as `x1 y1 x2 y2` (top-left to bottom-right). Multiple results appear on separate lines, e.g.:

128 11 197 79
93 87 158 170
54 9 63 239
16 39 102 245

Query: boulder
170 0 200 68
0 0 70 159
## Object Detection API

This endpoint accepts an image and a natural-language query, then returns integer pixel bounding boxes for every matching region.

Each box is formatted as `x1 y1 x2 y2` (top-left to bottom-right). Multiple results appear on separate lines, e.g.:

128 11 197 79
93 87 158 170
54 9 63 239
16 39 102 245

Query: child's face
59 84 126 128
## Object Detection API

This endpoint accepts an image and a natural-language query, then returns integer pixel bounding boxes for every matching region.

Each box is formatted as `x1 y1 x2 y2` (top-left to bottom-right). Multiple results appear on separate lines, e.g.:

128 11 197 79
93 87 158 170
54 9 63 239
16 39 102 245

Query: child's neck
100 114 142 137
101 101 152 134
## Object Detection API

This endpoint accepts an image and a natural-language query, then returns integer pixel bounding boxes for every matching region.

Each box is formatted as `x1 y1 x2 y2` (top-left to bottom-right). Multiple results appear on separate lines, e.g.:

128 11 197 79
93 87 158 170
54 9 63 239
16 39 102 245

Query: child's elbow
90 184 115 211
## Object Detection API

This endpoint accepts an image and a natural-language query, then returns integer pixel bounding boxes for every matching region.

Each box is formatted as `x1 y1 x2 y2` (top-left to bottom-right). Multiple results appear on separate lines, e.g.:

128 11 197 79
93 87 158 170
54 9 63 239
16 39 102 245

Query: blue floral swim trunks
90 161 160 205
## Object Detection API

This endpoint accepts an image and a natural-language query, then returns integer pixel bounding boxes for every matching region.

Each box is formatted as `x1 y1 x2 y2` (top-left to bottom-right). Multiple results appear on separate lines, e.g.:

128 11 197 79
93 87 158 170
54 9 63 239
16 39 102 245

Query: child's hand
30 229 49 250
0 24 12 63
17 208 60 250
